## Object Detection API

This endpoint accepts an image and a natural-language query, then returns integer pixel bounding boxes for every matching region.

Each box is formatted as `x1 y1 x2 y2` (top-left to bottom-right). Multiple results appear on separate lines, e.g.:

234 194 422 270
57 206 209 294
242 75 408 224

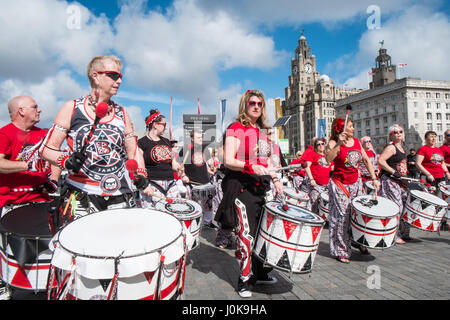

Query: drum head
0 202 52 238
57 208 183 258
283 188 309 201
264 201 324 224
352 196 399 218
410 190 448 206
155 199 202 220
439 182 450 195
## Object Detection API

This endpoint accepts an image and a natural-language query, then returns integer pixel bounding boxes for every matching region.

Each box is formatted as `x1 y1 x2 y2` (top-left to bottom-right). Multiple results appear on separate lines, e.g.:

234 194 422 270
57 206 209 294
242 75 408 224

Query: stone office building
335 47 450 152
282 32 360 154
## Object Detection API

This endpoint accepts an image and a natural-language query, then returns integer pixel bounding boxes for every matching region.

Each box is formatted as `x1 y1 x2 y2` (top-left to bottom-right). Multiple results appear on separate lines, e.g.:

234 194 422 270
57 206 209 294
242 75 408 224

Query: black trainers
237 280 252 298
203 222 218 229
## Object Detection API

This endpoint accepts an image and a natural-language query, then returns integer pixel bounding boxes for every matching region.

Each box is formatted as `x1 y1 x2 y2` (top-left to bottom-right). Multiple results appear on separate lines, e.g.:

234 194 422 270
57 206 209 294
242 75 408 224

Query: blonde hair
235 89 270 129
87 55 123 88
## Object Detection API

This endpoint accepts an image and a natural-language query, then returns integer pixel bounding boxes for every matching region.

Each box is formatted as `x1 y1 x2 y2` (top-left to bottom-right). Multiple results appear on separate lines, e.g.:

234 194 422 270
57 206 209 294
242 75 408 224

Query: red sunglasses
97 70 123 81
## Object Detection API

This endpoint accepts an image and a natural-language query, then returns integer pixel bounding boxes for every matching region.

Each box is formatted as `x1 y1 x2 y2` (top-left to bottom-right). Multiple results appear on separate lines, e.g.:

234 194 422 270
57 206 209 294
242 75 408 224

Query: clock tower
283 31 320 152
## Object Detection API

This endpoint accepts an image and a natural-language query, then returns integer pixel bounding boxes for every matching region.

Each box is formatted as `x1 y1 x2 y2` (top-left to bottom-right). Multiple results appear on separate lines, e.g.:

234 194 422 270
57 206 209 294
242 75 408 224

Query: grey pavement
184 224 450 300
9 222 449 301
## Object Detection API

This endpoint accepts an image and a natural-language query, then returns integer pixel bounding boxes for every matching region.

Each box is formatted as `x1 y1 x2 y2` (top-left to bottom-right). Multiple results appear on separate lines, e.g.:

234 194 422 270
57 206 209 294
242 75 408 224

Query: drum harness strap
148 180 177 197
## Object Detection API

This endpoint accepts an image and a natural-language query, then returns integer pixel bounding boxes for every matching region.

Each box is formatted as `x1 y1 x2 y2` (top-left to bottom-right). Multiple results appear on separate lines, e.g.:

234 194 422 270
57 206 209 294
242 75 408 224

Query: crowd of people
0 54 449 299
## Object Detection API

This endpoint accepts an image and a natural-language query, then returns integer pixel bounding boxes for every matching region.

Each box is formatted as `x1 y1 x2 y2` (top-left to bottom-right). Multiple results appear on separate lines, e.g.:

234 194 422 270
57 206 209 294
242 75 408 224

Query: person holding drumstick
304 138 333 214
178 129 217 229
378 124 412 244
218 89 283 298
326 117 380 263
416 131 450 191
137 109 183 207
359 136 379 183
41 55 147 229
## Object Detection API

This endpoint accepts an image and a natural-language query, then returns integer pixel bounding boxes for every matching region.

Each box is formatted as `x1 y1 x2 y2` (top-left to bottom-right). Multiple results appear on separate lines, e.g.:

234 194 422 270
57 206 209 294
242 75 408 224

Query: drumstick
79 102 109 154
151 193 174 204
342 104 352 134
125 159 174 204
269 164 303 173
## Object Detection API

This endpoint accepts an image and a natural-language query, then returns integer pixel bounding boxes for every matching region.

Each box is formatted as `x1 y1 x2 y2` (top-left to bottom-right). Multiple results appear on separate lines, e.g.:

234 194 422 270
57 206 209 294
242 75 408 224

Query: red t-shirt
440 143 450 164
226 122 270 173
0 123 50 207
304 151 333 185
332 138 363 184
417 145 445 178
289 158 305 177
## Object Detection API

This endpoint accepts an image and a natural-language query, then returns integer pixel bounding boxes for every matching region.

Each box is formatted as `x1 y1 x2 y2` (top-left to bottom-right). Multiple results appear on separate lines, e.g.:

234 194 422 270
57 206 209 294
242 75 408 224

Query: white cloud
328 4 450 88
113 0 284 103
0 70 85 128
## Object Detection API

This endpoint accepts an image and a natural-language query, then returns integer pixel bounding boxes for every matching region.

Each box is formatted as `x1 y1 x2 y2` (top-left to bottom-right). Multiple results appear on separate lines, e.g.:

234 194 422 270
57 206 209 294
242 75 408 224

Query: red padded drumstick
125 159 173 204
342 104 352 134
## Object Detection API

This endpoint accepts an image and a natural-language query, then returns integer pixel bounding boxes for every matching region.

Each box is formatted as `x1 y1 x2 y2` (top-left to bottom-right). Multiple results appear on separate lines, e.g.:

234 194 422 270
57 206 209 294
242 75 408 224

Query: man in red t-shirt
0 96 60 210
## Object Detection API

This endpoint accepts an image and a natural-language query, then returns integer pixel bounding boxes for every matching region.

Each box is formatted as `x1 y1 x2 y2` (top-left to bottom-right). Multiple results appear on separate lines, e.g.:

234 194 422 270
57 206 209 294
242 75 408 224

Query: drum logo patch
100 174 121 193
345 150 362 169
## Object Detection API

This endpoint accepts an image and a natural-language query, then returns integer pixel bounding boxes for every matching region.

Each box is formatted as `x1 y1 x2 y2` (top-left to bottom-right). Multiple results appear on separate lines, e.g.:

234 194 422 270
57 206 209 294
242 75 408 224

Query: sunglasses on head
97 70 122 81
248 101 263 107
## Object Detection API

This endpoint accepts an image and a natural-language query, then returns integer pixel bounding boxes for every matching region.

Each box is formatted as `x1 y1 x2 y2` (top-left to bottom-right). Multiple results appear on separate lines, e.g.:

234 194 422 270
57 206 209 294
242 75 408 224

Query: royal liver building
282 32 361 154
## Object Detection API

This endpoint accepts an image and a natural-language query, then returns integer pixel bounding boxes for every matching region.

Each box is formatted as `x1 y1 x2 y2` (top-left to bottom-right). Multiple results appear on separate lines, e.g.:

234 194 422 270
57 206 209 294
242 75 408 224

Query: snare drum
155 199 202 251
318 193 329 221
438 182 450 219
191 183 216 200
403 190 448 232
0 203 53 291
350 196 399 249
48 209 187 300
254 202 325 274
283 188 309 208
364 181 376 195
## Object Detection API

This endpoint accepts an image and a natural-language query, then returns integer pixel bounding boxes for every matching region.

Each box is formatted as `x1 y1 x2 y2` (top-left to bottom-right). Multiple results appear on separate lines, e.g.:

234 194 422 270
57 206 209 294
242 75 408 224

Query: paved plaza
9 222 449 301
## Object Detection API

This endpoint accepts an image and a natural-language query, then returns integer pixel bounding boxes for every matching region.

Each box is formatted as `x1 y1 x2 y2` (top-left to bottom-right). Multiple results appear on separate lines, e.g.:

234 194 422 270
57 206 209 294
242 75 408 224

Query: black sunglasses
97 70 123 81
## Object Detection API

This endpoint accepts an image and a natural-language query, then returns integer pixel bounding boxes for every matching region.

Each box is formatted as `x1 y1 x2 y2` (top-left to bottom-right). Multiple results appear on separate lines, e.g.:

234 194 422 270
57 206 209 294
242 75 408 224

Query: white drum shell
438 182 450 219
318 193 329 221
50 209 186 300
254 202 324 273
283 188 309 208
350 196 399 249
403 190 448 232
155 199 202 251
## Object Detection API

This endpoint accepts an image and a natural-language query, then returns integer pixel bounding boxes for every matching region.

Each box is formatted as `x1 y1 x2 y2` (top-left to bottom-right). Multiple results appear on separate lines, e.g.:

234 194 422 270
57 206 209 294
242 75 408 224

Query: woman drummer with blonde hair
216 89 282 298
378 124 411 244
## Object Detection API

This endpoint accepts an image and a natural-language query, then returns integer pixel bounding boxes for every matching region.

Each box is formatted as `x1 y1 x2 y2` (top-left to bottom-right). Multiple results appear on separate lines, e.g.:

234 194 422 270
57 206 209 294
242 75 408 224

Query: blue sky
1 0 449 140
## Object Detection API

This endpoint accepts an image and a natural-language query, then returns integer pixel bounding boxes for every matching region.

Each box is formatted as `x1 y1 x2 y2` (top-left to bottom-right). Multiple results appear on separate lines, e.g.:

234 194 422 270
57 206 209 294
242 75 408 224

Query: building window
414 123 419 130
426 113 432 120
366 129 370 136
427 102 431 109
437 113 442 120
427 123 433 130
383 116 388 123
383 107 387 113
392 105 396 111
446 113 450 120
447 103 450 110
414 91 417 97
414 112 419 119
437 103 441 109
366 120 370 126
426 92 431 98
436 93 440 99
445 93 449 99
375 118 380 125
437 123 442 131
392 114 397 121
365 111 369 117
376 128 380 135
414 101 418 108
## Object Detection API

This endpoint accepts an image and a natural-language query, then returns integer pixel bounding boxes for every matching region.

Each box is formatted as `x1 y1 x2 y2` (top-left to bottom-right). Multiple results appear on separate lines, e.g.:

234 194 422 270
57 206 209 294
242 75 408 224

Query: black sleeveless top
138 135 174 181
381 143 408 177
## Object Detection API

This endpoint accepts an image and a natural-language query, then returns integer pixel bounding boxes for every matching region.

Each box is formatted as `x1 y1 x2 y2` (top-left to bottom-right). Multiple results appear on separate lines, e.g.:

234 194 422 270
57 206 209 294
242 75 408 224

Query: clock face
304 63 313 73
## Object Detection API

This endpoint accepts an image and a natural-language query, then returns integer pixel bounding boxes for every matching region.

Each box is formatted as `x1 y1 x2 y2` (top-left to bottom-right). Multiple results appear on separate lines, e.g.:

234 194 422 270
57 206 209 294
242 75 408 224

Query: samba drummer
378 124 413 244
0 96 60 215
41 55 147 230
178 129 217 229
359 136 380 183
217 89 283 298
325 117 380 263
137 109 184 207
303 138 333 214
416 130 450 190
